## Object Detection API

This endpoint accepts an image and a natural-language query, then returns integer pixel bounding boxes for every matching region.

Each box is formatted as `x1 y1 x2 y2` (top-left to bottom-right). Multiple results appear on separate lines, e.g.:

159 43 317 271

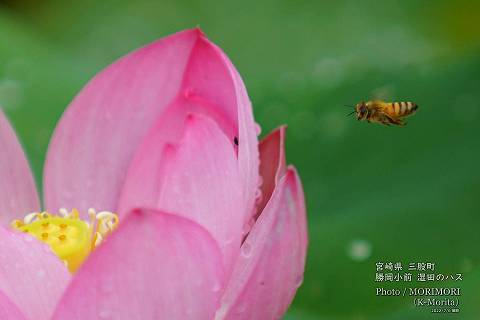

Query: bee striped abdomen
406 101 418 113
389 101 418 116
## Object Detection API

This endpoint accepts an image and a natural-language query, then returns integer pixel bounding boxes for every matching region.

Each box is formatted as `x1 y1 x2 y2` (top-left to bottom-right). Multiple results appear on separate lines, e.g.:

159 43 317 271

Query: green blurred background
1 0 479 319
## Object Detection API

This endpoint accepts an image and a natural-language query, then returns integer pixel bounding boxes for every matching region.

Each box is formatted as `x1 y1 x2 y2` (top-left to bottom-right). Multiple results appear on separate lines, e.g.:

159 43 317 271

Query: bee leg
378 116 391 126
385 115 402 126
380 119 390 126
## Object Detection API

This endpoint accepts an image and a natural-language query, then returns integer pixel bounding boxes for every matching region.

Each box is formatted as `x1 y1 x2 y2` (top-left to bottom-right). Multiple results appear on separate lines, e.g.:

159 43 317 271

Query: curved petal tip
256 126 287 216
218 167 308 320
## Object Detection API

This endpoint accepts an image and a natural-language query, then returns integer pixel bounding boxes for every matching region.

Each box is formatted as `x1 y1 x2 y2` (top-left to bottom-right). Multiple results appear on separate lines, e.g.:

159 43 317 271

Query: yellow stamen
11 209 119 273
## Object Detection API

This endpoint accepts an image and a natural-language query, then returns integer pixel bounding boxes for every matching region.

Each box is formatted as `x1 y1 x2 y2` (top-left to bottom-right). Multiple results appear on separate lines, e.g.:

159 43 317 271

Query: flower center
11 208 118 273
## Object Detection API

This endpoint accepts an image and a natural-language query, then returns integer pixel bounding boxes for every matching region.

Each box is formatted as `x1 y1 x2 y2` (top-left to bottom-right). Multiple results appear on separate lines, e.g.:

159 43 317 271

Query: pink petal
44 28 258 224
183 39 260 226
232 62 260 227
256 126 287 217
0 290 27 320
118 113 243 273
217 167 308 320
44 29 199 214
0 111 40 225
0 226 71 320
53 209 224 320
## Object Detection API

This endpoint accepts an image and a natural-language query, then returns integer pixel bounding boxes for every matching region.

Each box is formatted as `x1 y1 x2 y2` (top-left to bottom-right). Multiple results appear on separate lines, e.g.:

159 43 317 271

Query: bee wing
370 85 395 101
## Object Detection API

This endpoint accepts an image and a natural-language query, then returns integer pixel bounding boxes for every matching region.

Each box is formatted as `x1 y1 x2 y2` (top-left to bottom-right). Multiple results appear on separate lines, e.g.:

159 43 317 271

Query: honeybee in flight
347 100 418 126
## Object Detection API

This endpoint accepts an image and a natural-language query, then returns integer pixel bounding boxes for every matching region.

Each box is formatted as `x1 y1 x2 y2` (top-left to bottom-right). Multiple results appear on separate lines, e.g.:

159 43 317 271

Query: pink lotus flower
0 29 307 320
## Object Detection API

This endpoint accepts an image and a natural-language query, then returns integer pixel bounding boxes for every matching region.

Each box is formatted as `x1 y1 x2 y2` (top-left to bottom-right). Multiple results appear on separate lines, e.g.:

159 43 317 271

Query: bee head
355 102 368 120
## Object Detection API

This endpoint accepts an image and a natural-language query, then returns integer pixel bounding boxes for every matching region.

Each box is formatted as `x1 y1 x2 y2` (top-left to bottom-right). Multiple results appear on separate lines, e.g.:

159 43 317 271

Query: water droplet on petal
254 123 262 136
295 274 304 288
255 188 262 200
241 242 252 258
